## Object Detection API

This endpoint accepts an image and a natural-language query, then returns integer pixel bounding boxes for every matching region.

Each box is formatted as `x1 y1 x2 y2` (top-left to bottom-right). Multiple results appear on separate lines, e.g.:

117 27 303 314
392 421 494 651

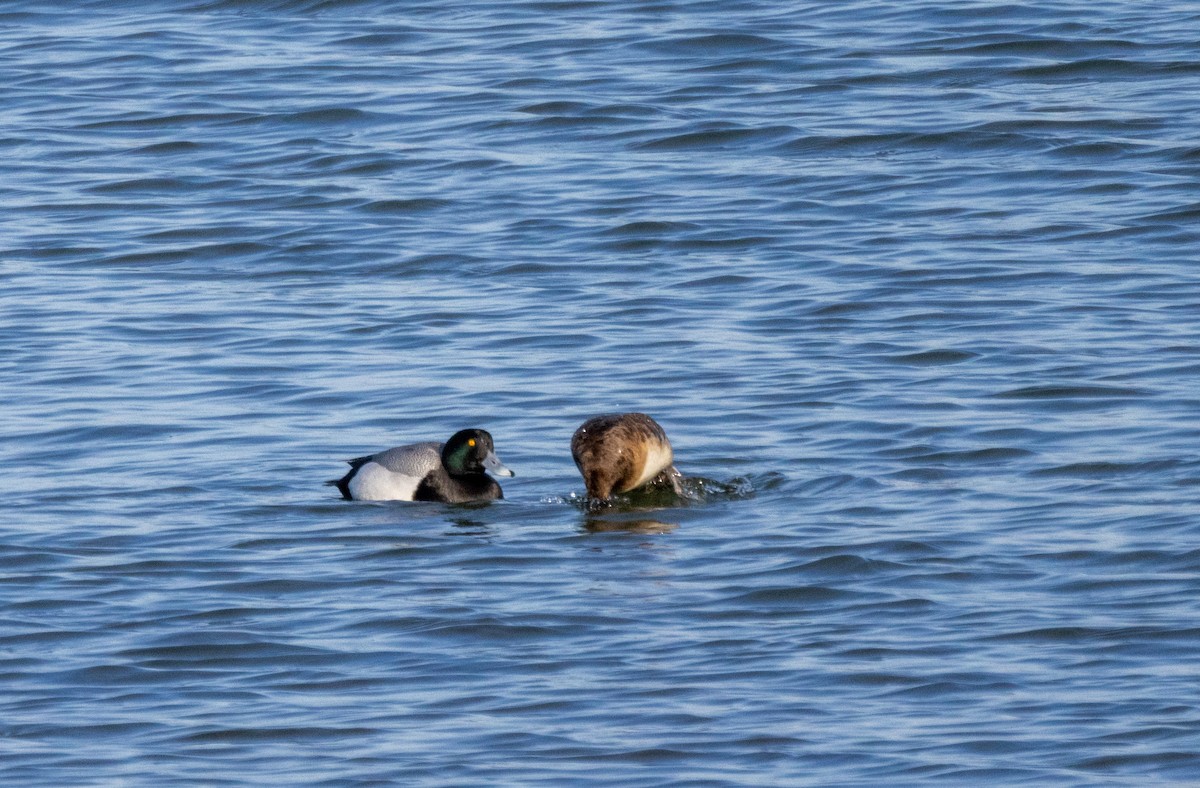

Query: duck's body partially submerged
571 413 679 500
331 428 513 503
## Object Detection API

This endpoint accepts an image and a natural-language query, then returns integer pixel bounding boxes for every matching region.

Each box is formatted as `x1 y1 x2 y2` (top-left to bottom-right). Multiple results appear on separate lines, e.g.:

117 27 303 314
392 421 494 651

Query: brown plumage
571 413 678 499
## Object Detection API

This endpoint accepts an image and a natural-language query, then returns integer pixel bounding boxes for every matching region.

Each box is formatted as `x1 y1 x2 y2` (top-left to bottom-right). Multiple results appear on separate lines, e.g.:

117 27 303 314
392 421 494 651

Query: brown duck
571 413 680 500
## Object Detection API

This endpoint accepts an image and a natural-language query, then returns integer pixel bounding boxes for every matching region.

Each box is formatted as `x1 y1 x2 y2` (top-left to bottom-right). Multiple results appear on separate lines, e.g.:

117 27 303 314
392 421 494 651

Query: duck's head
442 429 515 478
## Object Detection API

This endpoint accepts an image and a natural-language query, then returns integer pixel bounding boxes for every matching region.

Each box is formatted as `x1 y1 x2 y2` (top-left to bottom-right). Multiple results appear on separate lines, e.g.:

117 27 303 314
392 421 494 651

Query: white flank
348 462 422 501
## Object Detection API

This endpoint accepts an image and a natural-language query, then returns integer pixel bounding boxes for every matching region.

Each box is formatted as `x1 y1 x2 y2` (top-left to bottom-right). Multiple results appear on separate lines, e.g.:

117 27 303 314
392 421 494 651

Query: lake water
3 1 1200 784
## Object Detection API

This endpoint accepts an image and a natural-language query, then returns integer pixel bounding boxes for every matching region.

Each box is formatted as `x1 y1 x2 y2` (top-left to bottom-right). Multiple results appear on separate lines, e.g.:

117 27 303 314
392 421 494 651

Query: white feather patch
348 461 422 501
631 442 674 489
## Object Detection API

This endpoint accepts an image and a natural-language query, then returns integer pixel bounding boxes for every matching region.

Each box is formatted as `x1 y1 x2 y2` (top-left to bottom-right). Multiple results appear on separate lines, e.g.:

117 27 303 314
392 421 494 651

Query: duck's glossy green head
442 429 514 478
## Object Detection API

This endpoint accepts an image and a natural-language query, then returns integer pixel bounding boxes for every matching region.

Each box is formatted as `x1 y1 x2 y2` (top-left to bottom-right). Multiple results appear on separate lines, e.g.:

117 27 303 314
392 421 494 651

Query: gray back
369 442 443 477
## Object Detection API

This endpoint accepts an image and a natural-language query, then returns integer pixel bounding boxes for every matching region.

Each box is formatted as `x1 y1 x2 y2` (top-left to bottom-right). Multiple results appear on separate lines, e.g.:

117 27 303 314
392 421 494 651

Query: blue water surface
3 1 1200 784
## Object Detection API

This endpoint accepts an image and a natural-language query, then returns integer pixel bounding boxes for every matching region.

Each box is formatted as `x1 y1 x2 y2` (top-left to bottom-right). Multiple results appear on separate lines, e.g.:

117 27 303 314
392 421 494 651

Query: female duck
571 413 680 500
331 428 513 502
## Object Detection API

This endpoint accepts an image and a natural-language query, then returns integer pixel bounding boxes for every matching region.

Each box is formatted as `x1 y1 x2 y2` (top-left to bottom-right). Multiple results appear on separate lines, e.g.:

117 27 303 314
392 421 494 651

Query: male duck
331 428 513 502
571 413 680 500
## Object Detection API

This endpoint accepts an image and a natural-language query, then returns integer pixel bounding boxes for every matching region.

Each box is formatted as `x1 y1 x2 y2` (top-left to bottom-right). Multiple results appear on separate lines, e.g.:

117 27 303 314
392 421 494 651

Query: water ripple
3 0 1200 784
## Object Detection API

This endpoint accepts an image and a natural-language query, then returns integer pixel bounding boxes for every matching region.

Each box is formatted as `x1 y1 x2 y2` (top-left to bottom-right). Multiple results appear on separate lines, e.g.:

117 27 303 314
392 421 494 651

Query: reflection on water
572 473 767 532
582 516 679 534
448 515 494 536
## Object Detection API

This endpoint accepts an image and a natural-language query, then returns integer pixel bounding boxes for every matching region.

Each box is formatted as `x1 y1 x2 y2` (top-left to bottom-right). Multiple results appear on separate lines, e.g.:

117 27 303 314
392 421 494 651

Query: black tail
327 473 353 500
329 456 370 500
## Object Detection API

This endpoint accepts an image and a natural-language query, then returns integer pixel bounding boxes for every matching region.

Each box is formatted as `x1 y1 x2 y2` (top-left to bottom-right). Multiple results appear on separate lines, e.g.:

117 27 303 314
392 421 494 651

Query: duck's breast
628 438 674 491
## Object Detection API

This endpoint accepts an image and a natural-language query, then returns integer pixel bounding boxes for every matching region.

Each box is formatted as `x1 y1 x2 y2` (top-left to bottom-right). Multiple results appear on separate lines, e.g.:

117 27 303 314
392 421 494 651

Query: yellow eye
468 439 476 447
